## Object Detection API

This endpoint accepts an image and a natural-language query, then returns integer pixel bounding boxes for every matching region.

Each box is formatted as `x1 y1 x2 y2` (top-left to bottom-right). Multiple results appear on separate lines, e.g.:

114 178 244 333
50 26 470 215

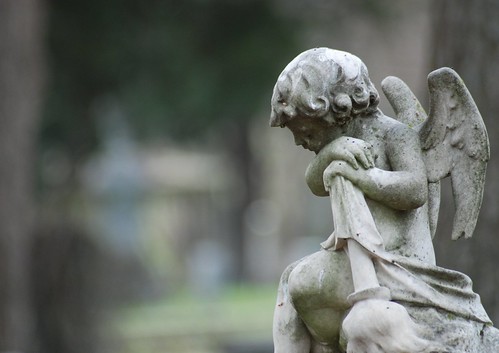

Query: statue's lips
300 142 315 152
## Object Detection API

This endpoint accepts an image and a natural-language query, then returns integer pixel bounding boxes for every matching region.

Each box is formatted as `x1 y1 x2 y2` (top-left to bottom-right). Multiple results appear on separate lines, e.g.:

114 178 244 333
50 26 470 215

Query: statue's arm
324 126 428 211
306 155 333 197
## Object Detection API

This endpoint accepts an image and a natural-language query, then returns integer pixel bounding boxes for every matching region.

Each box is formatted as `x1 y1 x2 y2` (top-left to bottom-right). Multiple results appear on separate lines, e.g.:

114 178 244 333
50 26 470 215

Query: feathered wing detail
420 67 489 240
382 68 489 241
381 76 440 239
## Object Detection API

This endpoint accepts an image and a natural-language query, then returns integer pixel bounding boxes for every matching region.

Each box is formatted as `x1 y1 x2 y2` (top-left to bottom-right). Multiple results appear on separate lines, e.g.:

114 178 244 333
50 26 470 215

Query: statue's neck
342 111 379 138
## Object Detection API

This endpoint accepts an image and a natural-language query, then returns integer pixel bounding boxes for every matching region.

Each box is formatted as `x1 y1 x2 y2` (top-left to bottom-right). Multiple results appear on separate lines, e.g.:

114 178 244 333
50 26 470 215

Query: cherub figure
270 48 499 353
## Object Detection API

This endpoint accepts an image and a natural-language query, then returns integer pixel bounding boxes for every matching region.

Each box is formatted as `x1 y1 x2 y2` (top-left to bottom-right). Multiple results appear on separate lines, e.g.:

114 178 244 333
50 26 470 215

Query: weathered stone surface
269 47 498 353
406 305 499 353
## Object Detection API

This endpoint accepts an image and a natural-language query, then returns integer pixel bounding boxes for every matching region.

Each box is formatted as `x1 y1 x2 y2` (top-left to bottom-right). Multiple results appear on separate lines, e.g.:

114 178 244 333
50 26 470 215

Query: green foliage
114 284 277 353
41 0 301 157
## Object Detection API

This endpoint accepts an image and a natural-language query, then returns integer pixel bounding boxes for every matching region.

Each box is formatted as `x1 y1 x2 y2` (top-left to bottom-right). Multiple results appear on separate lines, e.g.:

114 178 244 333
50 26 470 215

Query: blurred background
1 0 499 352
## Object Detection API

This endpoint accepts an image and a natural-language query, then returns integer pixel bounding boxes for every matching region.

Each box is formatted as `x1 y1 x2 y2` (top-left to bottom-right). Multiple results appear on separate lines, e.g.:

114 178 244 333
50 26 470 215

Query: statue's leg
287 249 353 351
273 260 312 353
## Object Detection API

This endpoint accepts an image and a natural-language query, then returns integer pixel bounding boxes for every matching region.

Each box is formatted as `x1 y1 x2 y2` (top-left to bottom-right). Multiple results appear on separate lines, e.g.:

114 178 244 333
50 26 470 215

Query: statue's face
284 116 338 153
271 84 343 153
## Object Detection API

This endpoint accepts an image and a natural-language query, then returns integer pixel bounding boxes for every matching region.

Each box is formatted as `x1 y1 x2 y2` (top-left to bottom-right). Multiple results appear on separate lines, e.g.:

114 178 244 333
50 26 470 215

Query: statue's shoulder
371 113 418 141
378 113 408 128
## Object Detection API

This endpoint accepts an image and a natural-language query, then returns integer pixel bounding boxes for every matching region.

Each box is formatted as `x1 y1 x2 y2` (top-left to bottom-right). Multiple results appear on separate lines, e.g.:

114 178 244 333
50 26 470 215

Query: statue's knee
287 251 353 310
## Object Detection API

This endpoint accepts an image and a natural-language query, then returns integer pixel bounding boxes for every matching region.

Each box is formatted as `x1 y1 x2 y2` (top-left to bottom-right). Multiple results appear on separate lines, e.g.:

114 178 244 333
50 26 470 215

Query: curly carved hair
270 48 380 127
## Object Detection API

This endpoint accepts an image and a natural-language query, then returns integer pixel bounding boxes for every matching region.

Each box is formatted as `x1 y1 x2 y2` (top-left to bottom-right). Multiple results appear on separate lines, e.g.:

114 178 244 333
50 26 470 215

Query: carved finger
349 142 372 169
343 151 359 170
323 161 343 188
355 148 371 169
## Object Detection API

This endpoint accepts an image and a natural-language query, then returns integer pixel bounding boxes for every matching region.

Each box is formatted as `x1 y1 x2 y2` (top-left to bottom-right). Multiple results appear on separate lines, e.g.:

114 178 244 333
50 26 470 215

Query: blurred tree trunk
227 121 260 281
431 0 499 322
0 0 45 350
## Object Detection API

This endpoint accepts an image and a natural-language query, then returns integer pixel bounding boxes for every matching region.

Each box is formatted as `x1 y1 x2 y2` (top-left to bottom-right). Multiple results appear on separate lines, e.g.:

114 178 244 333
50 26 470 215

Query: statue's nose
270 109 287 127
270 106 295 127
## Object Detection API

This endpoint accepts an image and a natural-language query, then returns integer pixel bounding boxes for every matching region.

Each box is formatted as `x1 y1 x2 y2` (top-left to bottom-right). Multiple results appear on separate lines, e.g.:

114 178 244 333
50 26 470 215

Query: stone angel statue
269 48 499 353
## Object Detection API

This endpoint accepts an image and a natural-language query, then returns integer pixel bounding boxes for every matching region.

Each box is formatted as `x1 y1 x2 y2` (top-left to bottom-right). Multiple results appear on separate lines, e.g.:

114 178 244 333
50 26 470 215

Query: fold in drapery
321 176 384 254
322 176 492 324
376 255 491 324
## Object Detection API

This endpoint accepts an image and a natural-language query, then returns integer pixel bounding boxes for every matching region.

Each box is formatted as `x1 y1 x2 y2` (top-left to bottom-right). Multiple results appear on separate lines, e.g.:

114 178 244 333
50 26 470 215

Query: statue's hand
323 160 368 190
306 136 375 196
321 136 375 170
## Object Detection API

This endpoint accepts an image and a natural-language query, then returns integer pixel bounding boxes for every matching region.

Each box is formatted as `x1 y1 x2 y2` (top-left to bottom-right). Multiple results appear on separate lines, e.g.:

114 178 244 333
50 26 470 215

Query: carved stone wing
382 68 490 241
420 67 489 240
381 75 427 128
